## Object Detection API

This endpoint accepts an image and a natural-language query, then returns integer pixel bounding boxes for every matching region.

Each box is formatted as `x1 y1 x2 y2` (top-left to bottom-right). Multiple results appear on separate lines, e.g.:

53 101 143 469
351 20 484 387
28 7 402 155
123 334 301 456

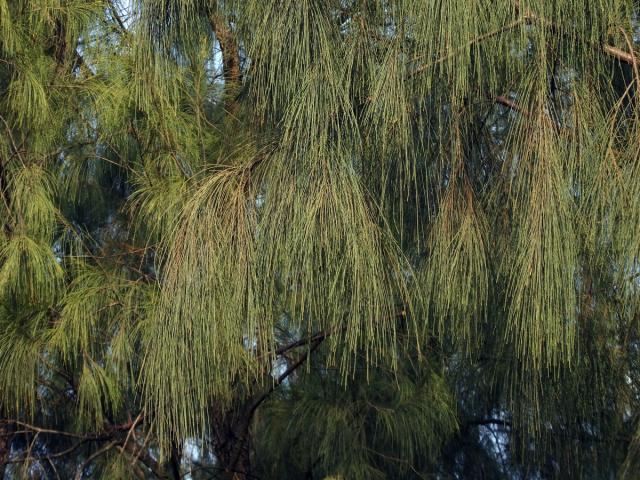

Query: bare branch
411 10 637 79
272 329 336 357
494 95 527 115
74 440 118 480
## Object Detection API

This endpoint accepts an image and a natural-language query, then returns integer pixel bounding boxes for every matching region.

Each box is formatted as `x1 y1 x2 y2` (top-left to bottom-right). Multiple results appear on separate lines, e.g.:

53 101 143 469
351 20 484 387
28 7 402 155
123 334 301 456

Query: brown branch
108 0 128 35
224 338 327 477
517 7 637 67
74 440 118 480
119 440 171 480
0 114 26 167
258 338 324 413
411 11 637 79
0 419 138 440
604 45 636 65
208 6 242 115
273 329 336 357
1 417 169 478
494 95 527 115
120 412 145 456
5 437 98 465
1 421 94 440
410 17 530 77
0 151 13 235
52 18 68 73
0 419 13 480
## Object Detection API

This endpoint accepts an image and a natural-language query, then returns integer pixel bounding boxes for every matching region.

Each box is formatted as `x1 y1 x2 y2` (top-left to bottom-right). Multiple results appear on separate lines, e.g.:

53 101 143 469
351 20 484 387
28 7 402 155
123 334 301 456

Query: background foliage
1 0 640 478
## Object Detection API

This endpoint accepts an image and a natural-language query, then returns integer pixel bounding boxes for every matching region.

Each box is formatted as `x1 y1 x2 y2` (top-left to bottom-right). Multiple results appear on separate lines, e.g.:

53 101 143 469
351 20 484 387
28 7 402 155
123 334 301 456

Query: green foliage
1 0 640 478
0 235 63 305
255 358 457 479
502 84 579 370
0 313 44 416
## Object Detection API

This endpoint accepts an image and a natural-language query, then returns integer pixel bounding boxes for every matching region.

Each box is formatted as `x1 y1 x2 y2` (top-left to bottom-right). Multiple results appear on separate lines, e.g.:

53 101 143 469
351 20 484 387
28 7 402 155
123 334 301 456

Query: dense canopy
1 0 640 478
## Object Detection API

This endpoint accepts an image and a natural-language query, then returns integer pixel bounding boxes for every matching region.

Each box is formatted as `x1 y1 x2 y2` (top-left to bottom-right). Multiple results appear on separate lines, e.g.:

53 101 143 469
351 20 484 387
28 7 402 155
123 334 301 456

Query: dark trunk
209 334 325 478
169 443 182 480
209 8 242 116
216 437 252 480
0 157 11 236
210 404 253 480
0 420 14 480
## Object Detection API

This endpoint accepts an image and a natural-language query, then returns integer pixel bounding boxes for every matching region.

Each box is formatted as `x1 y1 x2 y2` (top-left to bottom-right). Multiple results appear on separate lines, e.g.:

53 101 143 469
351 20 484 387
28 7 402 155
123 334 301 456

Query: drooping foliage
1 0 640 478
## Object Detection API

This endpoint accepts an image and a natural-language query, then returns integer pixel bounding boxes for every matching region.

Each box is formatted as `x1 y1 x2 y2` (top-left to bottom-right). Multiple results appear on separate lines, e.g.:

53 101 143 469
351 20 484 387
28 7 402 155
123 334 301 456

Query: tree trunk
169 443 182 480
216 436 252 480
209 8 242 116
0 420 14 480
210 405 253 480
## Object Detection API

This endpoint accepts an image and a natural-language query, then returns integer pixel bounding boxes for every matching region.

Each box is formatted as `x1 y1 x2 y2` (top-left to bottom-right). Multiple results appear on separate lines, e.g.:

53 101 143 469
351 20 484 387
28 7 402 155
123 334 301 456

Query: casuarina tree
1 0 640 478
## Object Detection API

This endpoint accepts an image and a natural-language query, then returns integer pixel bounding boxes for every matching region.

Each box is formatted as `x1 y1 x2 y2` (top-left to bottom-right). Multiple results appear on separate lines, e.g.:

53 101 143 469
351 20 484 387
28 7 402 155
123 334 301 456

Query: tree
1 0 640 478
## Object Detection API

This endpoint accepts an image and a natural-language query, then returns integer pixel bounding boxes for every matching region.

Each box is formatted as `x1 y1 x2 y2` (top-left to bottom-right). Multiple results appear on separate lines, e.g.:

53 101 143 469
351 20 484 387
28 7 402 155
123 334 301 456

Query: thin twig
121 412 144 455
410 17 530 77
74 440 118 480
0 114 26 167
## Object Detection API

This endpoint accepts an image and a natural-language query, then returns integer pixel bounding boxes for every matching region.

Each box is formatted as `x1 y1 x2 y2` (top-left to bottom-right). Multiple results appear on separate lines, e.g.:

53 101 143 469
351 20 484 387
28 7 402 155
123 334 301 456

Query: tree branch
494 95 527 115
411 11 637 79
224 338 327 477
208 6 242 115
410 17 530 77
74 440 118 480
108 0 128 34
0 419 14 480
272 329 336 357
119 440 171 480
465 418 512 428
